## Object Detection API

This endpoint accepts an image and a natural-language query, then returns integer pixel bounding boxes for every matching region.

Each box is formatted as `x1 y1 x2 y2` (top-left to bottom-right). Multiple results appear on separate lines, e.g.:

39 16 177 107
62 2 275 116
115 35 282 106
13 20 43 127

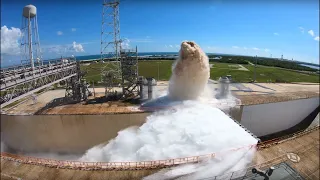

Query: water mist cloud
79 41 257 179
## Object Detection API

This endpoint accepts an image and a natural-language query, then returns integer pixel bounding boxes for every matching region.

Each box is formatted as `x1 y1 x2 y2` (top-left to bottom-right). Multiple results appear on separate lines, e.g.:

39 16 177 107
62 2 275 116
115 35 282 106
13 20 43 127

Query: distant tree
209 56 248 64
209 55 317 72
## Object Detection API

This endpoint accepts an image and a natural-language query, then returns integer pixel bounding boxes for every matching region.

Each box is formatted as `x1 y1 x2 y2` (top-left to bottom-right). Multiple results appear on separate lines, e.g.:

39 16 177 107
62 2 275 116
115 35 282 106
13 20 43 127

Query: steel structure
0 5 81 108
0 58 77 108
100 0 122 95
20 4 43 70
65 62 91 101
100 0 141 99
120 46 139 98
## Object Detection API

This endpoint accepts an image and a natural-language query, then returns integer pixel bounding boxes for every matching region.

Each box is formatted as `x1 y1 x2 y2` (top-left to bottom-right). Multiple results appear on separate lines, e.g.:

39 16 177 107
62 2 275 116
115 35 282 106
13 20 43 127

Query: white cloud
308 30 314 37
232 46 239 49
78 41 100 45
169 45 173 48
121 38 130 49
264 49 270 52
299 27 304 33
1 25 21 55
71 41 84 52
205 46 318 63
273 32 279 36
57 31 63 35
175 44 179 48
315 36 319 41
71 28 76 32
45 41 85 54
252 47 260 51
243 47 248 50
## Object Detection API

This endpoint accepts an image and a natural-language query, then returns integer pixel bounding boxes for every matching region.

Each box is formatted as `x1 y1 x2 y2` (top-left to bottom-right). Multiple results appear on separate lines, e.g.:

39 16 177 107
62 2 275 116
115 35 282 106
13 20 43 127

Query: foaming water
81 101 256 162
144 145 256 180
1 142 7 152
80 101 257 178
79 41 257 178
140 83 239 113
2 41 257 179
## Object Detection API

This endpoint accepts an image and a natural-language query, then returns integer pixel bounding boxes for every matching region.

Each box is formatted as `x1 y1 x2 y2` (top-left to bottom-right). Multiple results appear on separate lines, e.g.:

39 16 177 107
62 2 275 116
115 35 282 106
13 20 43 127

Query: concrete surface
3 89 66 115
1 113 150 154
241 97 319 136
0 82 318 154
2 82 319 115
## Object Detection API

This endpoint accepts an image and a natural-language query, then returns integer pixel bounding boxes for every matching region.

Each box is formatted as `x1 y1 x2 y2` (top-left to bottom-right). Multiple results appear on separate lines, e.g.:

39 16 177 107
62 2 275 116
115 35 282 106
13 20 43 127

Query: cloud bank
1 26 21 55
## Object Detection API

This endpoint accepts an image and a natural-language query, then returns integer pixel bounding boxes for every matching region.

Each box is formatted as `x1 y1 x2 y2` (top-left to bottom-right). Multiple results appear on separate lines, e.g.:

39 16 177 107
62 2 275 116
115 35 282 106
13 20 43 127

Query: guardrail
1 126 318 172
1 62 76 90
257 125 319 149
1 144 256 171
0 60 78 107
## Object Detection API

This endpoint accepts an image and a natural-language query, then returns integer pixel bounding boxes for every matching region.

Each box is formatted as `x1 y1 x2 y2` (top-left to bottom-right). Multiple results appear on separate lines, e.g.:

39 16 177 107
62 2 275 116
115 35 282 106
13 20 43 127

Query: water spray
80 41 258 179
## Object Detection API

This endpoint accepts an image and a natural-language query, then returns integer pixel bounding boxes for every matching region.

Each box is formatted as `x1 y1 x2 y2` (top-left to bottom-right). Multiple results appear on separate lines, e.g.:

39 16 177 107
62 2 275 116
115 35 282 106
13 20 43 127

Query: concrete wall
1 113 150 154
1 97 318 154
240 97 319 137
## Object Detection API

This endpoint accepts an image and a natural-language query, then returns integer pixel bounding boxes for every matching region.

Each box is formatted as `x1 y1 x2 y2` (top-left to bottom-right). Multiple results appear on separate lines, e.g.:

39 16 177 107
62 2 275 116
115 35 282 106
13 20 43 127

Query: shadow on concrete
34 97 78 115
259 105 320 141
252 83 276 91
139 95 184 111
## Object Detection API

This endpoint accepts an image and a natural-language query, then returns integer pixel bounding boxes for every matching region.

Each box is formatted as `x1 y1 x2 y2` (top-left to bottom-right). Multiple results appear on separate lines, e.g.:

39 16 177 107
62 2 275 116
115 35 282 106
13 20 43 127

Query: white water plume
1 141 7 152
80 41 258 179
80 101 256 162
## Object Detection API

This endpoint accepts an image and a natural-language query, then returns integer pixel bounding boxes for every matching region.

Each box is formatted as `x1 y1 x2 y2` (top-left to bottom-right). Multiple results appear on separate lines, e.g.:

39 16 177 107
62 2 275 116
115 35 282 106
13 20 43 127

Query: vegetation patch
80 60 319 85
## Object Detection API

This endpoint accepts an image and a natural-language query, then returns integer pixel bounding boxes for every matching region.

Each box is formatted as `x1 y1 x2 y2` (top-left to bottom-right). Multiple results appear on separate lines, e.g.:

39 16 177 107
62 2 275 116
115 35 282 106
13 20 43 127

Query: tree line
208 55 318 72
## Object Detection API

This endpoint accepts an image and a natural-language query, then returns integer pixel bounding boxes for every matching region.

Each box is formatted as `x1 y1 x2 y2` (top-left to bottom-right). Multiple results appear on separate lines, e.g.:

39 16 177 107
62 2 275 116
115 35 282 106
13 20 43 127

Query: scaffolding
120 46 139 98
65 62 91 102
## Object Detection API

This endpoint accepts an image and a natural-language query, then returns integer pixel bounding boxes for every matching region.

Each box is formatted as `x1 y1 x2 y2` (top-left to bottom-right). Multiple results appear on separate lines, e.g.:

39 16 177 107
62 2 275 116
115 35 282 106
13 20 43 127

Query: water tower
20 4 42 70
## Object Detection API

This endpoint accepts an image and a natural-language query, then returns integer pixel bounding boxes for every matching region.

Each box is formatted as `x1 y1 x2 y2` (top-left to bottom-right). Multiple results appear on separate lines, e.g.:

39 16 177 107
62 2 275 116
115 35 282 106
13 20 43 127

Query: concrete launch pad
2 82 319 115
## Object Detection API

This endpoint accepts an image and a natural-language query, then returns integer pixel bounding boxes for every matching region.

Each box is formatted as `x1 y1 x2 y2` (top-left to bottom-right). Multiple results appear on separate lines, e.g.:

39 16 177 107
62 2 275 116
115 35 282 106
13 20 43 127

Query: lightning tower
100 0 122 95
100 0 139 99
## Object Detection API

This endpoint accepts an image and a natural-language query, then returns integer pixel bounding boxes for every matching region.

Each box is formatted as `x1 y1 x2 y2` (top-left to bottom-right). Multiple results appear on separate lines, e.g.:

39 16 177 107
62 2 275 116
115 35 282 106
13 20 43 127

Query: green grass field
81 60 319 84
210 63 319 83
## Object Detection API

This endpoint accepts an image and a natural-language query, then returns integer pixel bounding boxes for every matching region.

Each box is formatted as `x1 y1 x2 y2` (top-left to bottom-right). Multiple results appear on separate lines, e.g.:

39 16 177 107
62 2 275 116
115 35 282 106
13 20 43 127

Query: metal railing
1 144 256 171
1 126 318 172
0 58 78 107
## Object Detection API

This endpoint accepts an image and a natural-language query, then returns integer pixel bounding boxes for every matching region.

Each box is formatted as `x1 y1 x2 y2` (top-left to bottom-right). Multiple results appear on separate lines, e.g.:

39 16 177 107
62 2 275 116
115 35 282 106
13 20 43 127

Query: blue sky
1 0 319 66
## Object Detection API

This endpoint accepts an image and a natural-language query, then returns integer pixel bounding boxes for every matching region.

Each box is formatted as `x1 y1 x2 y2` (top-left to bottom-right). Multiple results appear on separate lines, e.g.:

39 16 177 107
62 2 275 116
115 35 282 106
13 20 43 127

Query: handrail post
229 172 234 179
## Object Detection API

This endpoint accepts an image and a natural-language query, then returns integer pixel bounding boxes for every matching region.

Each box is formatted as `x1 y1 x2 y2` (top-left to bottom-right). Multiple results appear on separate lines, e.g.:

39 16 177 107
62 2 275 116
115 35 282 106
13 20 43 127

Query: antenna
20 4 42 71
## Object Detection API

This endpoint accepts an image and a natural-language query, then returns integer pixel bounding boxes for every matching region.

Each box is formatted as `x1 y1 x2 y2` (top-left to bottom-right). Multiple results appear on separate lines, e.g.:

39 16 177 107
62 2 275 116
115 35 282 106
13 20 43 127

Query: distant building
212 56 222 60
